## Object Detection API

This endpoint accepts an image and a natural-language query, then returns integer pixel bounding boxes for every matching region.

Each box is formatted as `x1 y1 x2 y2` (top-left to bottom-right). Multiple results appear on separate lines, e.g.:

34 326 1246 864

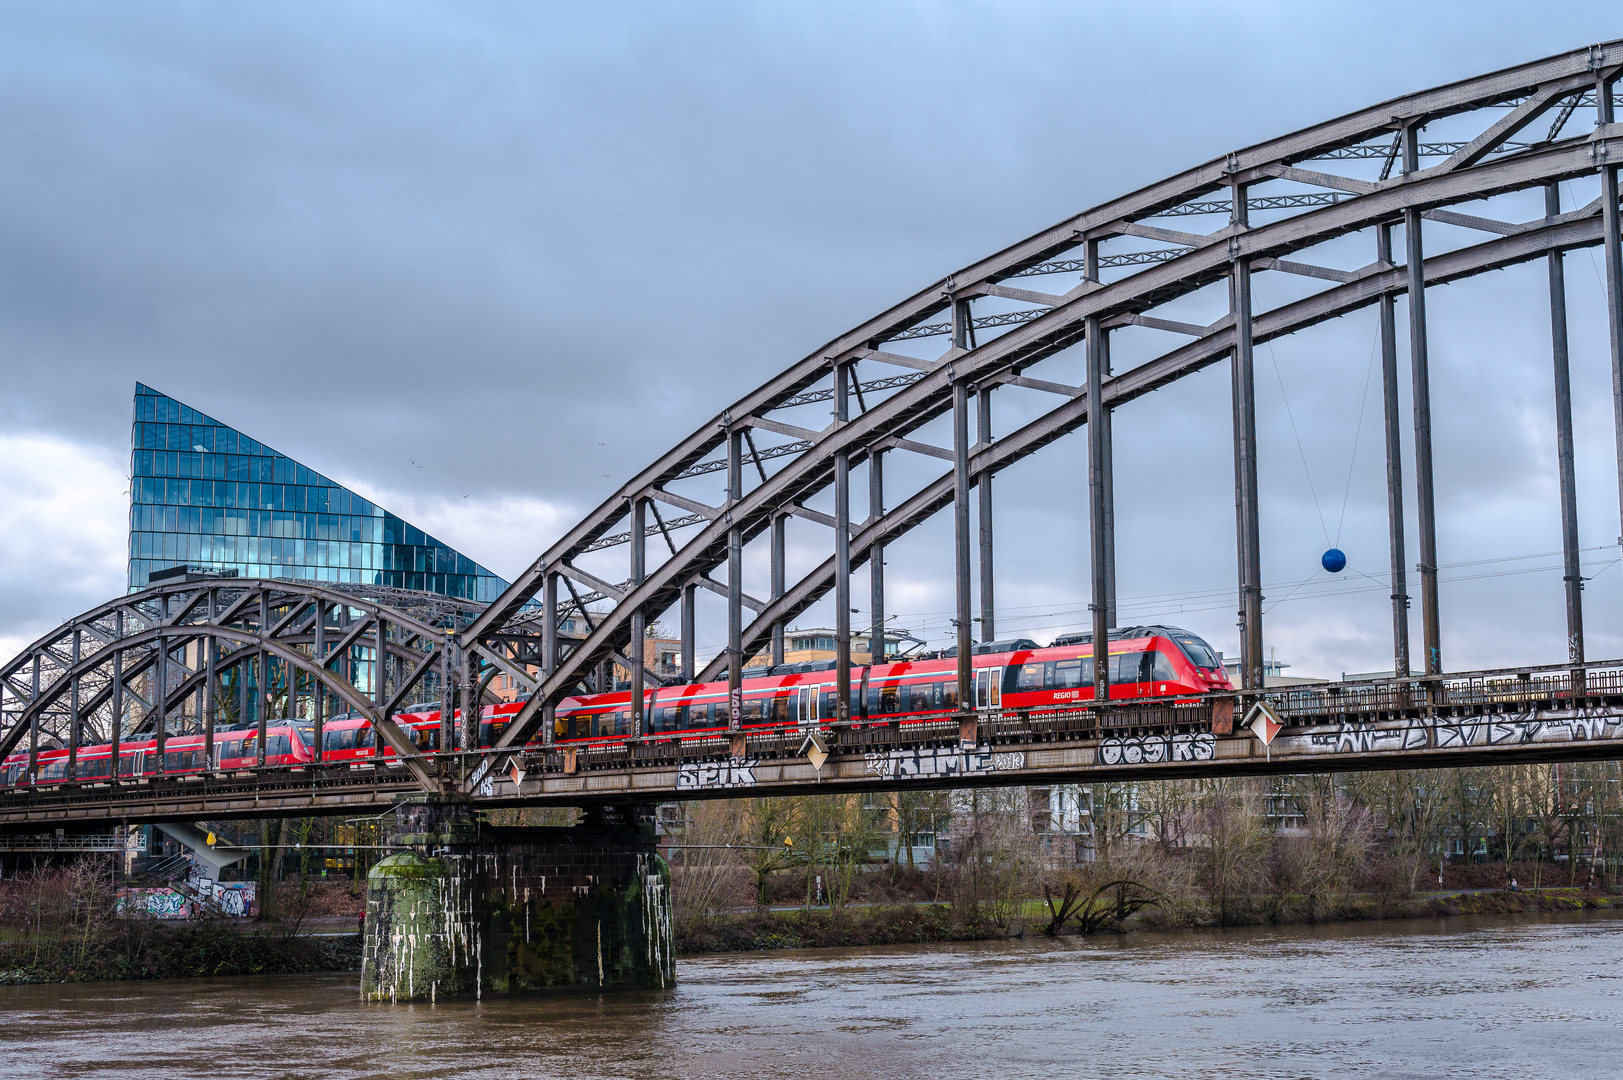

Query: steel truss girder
0 581 453 790
446 44 1623 775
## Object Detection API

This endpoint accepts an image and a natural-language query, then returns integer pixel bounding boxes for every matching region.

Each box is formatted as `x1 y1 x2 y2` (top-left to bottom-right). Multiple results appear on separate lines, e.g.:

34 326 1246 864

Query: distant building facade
128 383 507 601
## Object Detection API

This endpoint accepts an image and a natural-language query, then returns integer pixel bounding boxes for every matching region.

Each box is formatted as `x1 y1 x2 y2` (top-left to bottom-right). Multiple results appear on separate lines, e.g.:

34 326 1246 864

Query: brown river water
3 911 1622 1080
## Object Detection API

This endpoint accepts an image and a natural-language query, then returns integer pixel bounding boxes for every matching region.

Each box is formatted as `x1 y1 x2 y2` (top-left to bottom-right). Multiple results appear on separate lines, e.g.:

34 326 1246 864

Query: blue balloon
1322 548 1347 574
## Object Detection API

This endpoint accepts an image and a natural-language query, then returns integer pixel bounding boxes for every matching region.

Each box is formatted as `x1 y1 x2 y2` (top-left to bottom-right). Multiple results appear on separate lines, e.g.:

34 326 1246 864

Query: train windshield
1169 632 1221 670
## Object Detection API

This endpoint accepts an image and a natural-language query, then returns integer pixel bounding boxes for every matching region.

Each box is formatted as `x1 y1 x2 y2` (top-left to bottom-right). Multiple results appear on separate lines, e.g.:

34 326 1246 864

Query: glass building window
128 383 508 602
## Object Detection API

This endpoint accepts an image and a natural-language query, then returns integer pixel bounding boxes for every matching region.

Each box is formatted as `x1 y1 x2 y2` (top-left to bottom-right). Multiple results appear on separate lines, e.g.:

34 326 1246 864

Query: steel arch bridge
2 41 1623 820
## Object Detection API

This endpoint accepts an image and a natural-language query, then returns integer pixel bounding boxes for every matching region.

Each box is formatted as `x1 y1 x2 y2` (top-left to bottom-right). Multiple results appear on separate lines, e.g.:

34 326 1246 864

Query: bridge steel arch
0 580 474 790
463 41 1623 785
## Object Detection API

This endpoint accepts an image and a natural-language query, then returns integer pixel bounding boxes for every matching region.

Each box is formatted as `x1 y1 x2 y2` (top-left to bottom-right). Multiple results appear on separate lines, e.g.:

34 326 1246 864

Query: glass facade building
128 383 508 601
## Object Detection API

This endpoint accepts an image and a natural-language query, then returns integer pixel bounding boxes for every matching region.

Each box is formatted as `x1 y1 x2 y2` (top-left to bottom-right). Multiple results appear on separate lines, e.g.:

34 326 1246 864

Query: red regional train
1 625 1229 785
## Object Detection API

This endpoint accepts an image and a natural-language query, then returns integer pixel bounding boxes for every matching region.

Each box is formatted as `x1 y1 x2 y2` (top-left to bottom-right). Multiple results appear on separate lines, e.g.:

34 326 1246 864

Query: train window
1015 663 1045 692
873 684 900 716
905 682 931 713
80 757 111 779
164 750 201 771
266 735 291 758
357 728 376 749
768 695 789 725
118 752 142 774
940 681 960 712
39 761 66 781
324 729 356 752
1170 633 1221 670
654 705 684 733
740 696 766 723
1053 660 1084 689
1151 649 1179 682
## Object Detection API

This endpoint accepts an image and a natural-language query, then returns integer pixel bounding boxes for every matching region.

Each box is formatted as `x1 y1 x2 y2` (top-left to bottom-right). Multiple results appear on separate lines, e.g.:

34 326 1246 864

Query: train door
795 686 817 730
975 667 1003 710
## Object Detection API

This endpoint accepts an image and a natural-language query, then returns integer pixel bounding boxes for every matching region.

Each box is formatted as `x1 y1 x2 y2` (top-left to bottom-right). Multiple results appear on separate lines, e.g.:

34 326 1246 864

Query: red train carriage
0 626 1230 787
2 722 315 785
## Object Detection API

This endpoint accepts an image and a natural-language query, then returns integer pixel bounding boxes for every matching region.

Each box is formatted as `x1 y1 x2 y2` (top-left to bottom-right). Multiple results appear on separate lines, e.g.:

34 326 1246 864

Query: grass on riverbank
677 888 1622 955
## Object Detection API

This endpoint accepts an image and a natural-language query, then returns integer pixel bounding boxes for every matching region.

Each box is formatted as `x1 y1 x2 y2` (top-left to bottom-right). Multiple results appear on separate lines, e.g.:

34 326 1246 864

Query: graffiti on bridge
677 757 760 790
1283 710 1623 756
863 746 1026 780
1098 732 1216 766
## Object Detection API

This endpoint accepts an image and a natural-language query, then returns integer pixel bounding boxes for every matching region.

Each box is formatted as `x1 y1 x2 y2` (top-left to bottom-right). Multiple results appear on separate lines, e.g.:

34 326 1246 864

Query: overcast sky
2 3 1621 678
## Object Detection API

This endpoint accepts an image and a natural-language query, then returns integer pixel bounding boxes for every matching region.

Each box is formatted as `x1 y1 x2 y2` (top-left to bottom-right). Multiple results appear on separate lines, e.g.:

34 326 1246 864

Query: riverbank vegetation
668 764 1623 953
0 864 360 984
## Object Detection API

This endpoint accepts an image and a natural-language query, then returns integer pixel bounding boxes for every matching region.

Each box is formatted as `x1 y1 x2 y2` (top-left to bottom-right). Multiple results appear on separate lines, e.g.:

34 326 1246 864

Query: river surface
2 912 1621 1079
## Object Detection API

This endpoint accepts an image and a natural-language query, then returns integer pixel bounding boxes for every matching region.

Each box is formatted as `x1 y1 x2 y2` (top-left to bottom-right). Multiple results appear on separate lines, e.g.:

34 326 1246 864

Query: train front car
999 625 1230 711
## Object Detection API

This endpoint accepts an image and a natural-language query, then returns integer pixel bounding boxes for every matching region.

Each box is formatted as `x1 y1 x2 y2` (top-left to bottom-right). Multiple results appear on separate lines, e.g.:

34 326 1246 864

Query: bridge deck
3 664 1621 827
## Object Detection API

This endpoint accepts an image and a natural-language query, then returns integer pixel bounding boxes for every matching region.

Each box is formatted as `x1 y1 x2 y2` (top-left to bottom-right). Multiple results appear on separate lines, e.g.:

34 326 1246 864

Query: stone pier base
361 801 673 1002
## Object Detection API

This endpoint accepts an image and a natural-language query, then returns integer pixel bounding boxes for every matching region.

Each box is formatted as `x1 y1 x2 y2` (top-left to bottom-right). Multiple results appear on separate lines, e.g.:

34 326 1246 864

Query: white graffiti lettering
1282 709 1623 757
1098 732 1215 766
863 747 1024 779
677 756 759 790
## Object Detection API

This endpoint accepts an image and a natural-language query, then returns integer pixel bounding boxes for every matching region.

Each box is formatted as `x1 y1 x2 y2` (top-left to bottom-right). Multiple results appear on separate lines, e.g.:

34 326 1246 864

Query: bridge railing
1265 660 1623 726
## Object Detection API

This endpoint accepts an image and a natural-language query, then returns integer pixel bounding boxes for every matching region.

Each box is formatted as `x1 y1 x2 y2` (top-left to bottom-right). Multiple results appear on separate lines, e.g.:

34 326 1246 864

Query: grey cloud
1 1 1620 676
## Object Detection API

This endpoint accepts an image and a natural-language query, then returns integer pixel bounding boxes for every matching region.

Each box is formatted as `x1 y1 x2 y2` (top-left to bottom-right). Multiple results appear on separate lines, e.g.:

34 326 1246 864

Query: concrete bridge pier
361 799 674 1002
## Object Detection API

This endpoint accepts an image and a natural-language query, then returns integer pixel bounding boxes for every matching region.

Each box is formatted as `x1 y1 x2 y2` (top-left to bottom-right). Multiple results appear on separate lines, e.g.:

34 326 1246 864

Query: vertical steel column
835 361 854 722
977 387 996 641
375 616 390 759
1101 336 1118 628
726 427 744 729
1547 183 1585 673
438 636 454 755
542 571 558 746
952 376 973 711
1377 223 1412 678
154 636 167 770
1229 183 1264 691
256 649 268 766
462 642 479 754
629 497 647 738
110 633 123 779
1404 126 1442 676
870 449 886 664
205 628 219 768
1086 308 1111 704
27 651 37 780
1599 75 1623 598
770 513 786 667
951 300 974 714
1083 237 1117 632
67 629 80 779
680 583 696 682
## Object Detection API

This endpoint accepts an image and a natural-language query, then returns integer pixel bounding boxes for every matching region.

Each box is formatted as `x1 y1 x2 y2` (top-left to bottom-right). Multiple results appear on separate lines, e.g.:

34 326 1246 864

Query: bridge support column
629 497 646 738
726 428 744 733
1403 126 1442 677
1086 309 1111 703
1377 223 1411 679
835 361 853 722
1600 73 1623 622
951 302 973 719
977 386 996 642
870 450 886 664
1547 183 1585 682
1228 184 1264 693
770 513 786 668
361 799 673 1002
